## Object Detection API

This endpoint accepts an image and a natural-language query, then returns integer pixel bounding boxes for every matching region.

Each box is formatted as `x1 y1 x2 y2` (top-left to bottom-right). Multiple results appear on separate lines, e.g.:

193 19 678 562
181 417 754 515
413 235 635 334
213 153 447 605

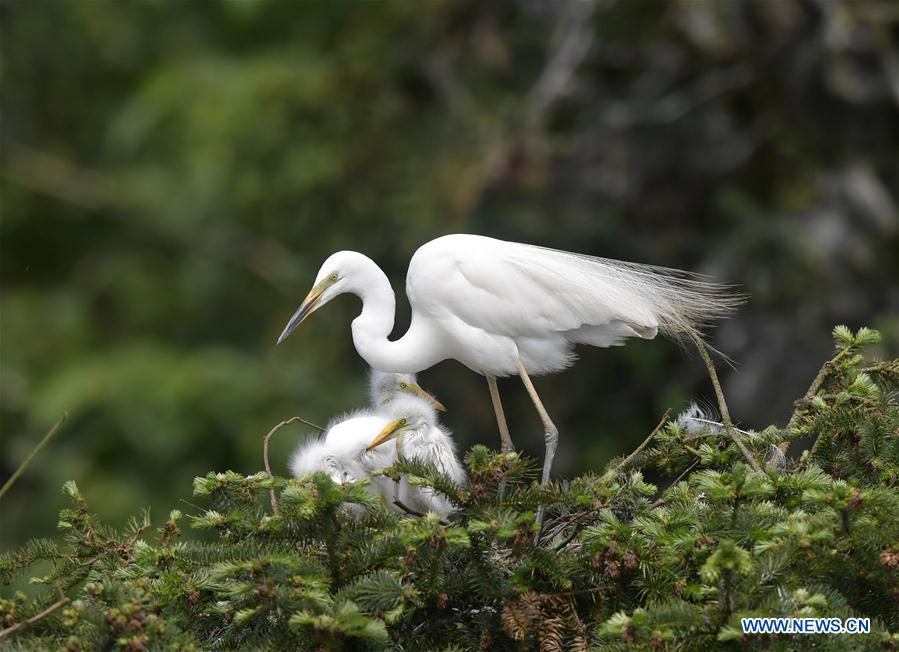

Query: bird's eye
330 273 338 281
399 419 407 425
400 383 407 389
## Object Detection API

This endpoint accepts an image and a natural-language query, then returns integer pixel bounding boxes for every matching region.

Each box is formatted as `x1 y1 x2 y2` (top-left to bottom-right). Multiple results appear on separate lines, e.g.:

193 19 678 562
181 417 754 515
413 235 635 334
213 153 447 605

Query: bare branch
0 586 69 642
651 459 701 509
263 416 324 516
692 339 762 473
0 413 68 502
614 410 670 474
393 499 449 526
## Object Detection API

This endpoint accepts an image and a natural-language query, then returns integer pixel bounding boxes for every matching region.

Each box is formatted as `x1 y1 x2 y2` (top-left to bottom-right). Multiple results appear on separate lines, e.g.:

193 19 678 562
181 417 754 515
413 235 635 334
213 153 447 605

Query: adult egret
278 233 740 491
366 393 466 517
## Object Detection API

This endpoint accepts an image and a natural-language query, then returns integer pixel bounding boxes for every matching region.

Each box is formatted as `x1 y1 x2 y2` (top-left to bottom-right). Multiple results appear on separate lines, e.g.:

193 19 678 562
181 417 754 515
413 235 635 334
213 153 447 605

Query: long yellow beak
367 419 404 451
276 277 332 344
408 383 446 412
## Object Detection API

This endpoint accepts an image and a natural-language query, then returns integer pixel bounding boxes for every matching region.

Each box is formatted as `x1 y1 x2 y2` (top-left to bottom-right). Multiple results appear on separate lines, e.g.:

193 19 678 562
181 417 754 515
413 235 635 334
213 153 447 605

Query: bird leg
516 359 558 485
487 374 514 500
486 375 514 453
516 358 559 529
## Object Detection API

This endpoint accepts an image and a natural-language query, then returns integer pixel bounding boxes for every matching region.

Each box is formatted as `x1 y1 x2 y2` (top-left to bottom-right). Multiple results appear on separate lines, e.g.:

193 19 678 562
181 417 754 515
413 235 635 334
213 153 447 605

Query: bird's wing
408 235 741 344
430 429 466 485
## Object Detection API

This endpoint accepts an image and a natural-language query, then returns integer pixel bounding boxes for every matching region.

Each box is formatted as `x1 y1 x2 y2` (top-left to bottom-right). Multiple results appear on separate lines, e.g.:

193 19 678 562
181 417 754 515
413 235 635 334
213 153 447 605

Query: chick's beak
408 383 447 412
367 419 404 451
276 278 331 344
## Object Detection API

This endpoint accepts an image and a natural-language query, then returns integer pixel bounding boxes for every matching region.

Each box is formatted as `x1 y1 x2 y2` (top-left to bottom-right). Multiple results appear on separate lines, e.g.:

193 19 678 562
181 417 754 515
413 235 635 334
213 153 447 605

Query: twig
681 442 703 458
693 339 762 472
263 416 323 516
651 459 701 509
614 410 670 474
289 416 325 432
552 505 608 551
0 413 68 502
795 393 869 406
0 585 69 641
393 499 449 526
178 498 207 513
550 413 686 544
778 347 852 455
859 361 897 376
393 499 426 518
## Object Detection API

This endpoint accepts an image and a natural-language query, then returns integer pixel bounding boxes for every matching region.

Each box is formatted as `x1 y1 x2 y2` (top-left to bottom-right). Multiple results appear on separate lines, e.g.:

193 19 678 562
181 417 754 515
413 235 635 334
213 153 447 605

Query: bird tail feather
526 244 746 348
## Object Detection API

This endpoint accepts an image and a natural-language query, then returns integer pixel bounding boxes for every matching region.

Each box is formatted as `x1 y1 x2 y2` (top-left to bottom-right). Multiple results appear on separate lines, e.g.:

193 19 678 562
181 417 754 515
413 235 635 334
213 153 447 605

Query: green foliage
2 328 897 650
4 0 898 560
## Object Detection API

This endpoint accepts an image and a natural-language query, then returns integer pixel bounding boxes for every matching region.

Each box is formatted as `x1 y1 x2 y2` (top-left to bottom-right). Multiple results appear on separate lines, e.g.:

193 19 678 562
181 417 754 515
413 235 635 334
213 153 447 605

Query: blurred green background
2 0 897 554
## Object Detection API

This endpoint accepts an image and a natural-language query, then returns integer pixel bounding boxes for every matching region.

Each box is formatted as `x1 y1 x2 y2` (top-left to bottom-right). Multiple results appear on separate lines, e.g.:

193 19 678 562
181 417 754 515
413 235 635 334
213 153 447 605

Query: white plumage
290 412 393 484
290 373 463 516
677 401 723 436
279 233 741 504
366 393 465 517
382 235 736 376
368 369 446 412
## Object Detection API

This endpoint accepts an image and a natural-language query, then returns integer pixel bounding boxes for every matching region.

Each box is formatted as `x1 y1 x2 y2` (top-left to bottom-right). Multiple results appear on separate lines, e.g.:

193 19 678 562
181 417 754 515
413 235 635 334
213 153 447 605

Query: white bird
365 393 466 517
278 233 740 502
291 369 440 482
290 394 463 516
368 369 446 413
290 371 458 514
290 407 396 513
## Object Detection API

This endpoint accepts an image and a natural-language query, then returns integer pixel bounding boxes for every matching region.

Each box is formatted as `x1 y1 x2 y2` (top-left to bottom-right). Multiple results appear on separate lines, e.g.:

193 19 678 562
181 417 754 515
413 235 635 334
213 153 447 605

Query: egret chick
369 369 446 412
366 393 466 517
290 371 447 511
290 408 397 512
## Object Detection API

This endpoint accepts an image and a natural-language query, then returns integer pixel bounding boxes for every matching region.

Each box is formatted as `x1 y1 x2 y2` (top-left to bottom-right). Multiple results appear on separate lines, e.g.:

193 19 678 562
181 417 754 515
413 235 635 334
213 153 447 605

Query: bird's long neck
350 260 441 374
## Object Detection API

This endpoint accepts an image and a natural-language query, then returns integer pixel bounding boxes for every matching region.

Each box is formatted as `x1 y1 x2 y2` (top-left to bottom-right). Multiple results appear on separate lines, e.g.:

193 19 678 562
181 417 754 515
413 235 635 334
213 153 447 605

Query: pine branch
393 499 424 517
0 586 69 642
779 346 854 455
3 327 896 649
